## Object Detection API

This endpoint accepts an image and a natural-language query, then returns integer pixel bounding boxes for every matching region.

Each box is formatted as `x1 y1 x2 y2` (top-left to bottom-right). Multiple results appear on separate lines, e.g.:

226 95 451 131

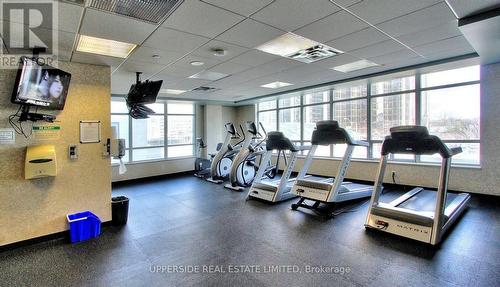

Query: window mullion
164 102 168 159
367 80 373 159
415 72 422 163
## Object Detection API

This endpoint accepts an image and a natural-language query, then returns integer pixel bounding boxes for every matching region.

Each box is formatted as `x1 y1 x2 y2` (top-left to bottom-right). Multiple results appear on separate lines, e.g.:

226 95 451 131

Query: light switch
69 145 78 159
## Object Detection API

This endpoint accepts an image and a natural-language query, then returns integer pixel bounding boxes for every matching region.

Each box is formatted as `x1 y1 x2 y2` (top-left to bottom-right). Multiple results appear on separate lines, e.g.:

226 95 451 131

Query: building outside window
256 60 481 166
111 99 195 163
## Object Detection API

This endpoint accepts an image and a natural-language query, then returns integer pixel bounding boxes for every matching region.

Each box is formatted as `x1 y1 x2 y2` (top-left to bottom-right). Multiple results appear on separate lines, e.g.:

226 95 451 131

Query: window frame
256 61 481 167
111 97 196 164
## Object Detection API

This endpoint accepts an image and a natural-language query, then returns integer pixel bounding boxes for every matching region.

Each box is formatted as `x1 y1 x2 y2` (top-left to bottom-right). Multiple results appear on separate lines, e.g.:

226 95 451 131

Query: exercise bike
193 138 222 179
224 122 267 191
206 123 244 184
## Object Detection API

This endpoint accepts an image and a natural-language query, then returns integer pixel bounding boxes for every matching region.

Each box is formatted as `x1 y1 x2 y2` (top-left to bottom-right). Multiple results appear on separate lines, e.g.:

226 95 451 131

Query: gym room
1 0 499 286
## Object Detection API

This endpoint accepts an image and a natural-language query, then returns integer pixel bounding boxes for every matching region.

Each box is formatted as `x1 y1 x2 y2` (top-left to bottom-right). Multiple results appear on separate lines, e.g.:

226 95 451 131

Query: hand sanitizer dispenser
25 144 57 179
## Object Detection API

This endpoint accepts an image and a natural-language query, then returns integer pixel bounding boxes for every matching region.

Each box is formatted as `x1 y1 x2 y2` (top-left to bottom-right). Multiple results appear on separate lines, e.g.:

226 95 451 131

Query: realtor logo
1 0 58 68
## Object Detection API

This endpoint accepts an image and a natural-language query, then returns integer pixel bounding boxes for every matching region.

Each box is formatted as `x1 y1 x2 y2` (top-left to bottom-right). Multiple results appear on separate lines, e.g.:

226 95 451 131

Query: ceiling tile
423 46 478 62
156 64 206 79
202 0 273 16
111 71 136 94
330 0 364 7
162 0 244 38
127 46 183 65
173 54 223 70
191 39 249 60
376 2 456 38
251 0 341 31
209 61 252 74
143 27 209 53
326 27 391 52
80 9 156 44
446 0 500 18
349 40 407 59
117 60 166 78
168 78 213 90
72 51 124 67
396 20 462 47
216 19 283 49
294 11 368 43
313 53 363 68
368 49 420 65
347 0 441 25
229 50 280 66
413 35 475 57
57 2 84 33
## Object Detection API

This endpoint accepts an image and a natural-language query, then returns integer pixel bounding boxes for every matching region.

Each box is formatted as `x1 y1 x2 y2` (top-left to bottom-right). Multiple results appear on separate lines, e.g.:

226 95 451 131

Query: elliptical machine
194 138 222 179
224 122 267 191
206 123 244 184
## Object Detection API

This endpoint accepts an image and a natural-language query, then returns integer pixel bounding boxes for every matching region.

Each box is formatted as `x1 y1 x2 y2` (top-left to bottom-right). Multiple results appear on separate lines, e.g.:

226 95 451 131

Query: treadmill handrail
351 140 369 147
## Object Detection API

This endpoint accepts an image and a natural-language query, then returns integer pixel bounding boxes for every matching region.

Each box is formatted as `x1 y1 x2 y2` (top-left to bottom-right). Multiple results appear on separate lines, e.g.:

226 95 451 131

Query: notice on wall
80 121 101 144
0 128 15 144
32 125 61 141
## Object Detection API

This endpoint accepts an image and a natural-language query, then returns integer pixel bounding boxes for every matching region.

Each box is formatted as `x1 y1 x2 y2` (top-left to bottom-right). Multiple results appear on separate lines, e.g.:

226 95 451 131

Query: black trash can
111 196 129 226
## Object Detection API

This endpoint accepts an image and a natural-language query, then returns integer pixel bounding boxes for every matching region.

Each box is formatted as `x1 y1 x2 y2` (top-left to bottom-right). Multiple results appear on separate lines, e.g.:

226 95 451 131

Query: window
304 104 330 141
279 108 301 141
333 99 368 140
111 99 196 163
370 93 416 140
256 60 480 165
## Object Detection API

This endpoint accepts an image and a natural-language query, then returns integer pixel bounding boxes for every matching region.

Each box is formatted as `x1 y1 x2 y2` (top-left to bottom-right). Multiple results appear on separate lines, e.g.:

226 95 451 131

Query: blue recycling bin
66 211 101 243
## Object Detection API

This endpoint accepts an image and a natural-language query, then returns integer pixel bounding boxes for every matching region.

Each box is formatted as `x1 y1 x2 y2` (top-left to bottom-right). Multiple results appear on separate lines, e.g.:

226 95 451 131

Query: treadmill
365 126 470 245
290 120 374 217
247 131 310 203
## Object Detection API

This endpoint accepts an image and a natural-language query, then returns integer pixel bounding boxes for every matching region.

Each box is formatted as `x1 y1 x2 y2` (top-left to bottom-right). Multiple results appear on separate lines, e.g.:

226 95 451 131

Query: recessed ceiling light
189 70 229 81
76 35 136 58
332 60 379 73
190 61 204 66
160 89 186 95
256 32 342 63
261 81 293 89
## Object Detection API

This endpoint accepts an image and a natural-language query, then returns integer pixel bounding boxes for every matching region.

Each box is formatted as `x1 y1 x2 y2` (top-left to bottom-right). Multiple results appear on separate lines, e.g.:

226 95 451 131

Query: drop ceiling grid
56 0 484 101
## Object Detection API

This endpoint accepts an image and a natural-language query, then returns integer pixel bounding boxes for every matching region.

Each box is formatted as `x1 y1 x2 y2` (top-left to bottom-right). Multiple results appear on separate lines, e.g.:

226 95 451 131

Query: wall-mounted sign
80 121 101 144
0 128 15 144
33 125 61 141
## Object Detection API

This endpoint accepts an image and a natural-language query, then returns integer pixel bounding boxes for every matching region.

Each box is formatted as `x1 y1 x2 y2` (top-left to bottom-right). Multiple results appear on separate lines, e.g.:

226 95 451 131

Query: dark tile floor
1 174 499 287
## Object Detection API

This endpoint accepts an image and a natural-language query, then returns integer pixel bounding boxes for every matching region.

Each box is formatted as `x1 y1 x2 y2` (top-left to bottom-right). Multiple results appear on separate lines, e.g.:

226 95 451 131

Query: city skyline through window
257 62 481 165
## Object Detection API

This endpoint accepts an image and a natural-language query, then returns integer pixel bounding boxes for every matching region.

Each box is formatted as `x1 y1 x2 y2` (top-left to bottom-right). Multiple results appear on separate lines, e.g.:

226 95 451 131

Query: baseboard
0 220 113 253
112 170 194 187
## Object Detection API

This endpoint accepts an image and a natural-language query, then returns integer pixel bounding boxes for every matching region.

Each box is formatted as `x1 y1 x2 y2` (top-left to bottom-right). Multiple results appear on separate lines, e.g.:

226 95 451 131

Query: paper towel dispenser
25 144 57 179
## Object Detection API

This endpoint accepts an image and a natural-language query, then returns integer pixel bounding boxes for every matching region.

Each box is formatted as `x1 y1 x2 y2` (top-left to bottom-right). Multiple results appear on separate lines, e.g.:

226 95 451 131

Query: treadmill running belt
398 189 459 213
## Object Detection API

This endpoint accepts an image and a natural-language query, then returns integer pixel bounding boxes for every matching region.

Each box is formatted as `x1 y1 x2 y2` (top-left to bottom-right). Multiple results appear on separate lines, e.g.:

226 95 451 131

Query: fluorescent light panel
261 81 293 89
161 89 186 95
332 60 379 73
189 71 229 81
76 35 136 58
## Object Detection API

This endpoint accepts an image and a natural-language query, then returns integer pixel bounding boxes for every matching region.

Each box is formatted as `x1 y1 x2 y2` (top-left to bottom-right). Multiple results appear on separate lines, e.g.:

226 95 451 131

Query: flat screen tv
127 80 163 105
11 57 72 110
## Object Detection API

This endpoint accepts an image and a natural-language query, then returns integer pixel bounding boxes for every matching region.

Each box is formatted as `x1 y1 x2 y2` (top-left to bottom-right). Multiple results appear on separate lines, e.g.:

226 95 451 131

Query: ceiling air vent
87 0 183 24
191 86 218 93
288 45 342 63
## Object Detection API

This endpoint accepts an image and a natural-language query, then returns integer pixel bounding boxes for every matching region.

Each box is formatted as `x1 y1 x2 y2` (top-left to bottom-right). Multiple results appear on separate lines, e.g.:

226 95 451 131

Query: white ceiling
1 0 497 103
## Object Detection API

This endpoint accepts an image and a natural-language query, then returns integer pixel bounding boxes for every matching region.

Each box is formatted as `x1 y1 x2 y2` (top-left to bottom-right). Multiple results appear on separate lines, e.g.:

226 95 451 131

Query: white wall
240 62 500 195
204 105 223 154
112 158 195 181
